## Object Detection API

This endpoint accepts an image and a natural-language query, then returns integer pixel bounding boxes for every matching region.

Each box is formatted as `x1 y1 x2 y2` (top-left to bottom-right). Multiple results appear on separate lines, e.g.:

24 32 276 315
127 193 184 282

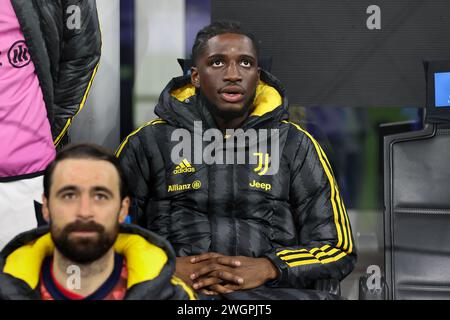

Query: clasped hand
175 252 278 296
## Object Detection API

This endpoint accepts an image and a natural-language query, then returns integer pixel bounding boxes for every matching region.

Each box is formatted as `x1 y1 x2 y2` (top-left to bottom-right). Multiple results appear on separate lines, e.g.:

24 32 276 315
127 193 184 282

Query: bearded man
0 143 195 300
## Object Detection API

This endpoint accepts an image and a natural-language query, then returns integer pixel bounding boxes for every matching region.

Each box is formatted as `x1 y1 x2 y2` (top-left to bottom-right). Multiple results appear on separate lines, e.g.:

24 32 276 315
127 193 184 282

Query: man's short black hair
43 143 128 200
191 20 260 65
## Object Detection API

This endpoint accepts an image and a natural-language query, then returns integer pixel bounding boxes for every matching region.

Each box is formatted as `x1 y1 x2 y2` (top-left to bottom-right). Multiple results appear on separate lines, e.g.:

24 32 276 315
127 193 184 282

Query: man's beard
50 219 119 265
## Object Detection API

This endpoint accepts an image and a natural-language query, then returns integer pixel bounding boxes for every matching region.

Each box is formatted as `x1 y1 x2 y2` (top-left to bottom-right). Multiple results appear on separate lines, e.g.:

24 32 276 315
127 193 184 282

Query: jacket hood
154 69 289 132
0 224 178 296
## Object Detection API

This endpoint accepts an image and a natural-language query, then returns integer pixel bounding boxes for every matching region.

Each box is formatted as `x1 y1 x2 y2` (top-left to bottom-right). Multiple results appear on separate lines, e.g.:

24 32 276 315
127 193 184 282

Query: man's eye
212 60 224 67
62 193 76 200
240 59 252 67
94 193 109 201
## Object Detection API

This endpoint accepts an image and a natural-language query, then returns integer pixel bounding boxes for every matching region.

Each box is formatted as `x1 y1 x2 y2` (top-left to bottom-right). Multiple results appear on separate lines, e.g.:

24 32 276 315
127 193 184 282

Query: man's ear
191 67 200 88
42 195 50 223
118 197 130 223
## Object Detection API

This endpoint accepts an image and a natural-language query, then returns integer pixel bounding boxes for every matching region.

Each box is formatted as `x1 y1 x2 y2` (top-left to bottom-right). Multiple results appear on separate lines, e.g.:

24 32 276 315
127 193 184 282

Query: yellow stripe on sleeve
273 121 354 269
318 144 353 253
276 244 347 267
53 118 72 146
341 197 354 253
53 62 100 147
171 276 197 300
283 121 353 254
287 251 348 268
115 119 167 157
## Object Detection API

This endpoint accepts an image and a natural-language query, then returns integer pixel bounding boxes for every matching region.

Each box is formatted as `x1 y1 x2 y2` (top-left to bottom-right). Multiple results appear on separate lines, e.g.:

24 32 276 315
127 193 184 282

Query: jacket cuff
263 252 289 287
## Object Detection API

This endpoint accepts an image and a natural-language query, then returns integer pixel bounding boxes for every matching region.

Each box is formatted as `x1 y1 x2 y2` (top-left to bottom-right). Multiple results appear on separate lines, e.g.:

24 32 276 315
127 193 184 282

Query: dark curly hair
191 20 260 65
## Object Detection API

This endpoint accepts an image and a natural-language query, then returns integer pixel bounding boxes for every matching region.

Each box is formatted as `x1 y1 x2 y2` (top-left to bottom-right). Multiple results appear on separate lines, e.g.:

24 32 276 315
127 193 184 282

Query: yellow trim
151 120 167 125
170 81 282 118
280 252 315 261
335 185 348 251
318 144 351 252
277 244 331 257
4 233 170 291
115 119 167 157
75 63 100 117
277 245 341 263
321 251 348 264
342 197 354 253
53 8 104 146
318 143 352 252
287 251 348 268
170 276 197 300
276 248 308 256
250 81 282 117
316 248 339 258
283 121 353 254
4 233 55 289
171 84 196 102
114 234 168 289
53 62 100 147
53 119 72 146
287 120 342 246
279 248 345 267
272 121 354 269
318 147 333 179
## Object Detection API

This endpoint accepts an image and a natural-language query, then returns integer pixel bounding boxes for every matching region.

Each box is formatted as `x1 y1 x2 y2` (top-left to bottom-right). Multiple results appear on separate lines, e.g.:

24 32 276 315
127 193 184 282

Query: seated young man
117 21 357 299
0 144 195 300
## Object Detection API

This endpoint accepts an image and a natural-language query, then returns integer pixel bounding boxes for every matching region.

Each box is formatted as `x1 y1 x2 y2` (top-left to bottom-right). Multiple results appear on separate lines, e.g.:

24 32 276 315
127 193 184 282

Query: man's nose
224 62 242 82
77 194 94 219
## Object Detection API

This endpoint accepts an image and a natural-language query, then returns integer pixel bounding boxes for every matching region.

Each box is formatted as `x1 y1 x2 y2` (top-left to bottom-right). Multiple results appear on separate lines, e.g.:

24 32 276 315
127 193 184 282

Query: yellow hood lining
3 233 168 290
171 81 282 117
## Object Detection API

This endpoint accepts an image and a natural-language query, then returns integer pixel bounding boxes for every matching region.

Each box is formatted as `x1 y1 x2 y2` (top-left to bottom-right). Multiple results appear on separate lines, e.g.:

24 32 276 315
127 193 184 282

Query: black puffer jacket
0 224 196 300
117 70 357 289
11 0 101 146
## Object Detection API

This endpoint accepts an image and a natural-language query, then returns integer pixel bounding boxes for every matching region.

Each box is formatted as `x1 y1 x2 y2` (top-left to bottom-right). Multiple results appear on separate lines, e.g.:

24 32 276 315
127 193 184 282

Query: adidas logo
173 159 196 175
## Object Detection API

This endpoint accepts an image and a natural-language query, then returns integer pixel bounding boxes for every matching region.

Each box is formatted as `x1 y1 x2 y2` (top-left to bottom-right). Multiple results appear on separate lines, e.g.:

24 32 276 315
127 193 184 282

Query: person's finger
215 270 244 285
216 256 242 267
200 289 219 296
209 284 234 294
192 276 223 290
190 252 223 264
190 263 223 280
223 283 242 291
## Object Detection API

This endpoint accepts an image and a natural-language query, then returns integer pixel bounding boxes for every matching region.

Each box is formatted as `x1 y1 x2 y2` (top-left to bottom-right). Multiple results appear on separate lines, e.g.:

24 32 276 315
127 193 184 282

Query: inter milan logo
8 40 31 68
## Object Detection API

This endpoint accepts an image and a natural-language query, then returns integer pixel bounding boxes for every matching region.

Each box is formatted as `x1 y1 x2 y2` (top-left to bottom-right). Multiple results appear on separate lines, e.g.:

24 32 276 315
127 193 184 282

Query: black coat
117 70 357 290
0 224 196 300
11 0 101 146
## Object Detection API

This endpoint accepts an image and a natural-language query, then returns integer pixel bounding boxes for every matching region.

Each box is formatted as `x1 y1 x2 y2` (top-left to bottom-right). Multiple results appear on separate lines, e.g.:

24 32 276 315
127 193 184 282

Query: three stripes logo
173 159 196 175
8 40 31 68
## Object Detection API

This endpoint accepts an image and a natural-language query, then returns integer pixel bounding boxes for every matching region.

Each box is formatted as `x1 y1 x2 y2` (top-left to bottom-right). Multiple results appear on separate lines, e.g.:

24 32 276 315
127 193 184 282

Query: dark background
212 0 450 108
